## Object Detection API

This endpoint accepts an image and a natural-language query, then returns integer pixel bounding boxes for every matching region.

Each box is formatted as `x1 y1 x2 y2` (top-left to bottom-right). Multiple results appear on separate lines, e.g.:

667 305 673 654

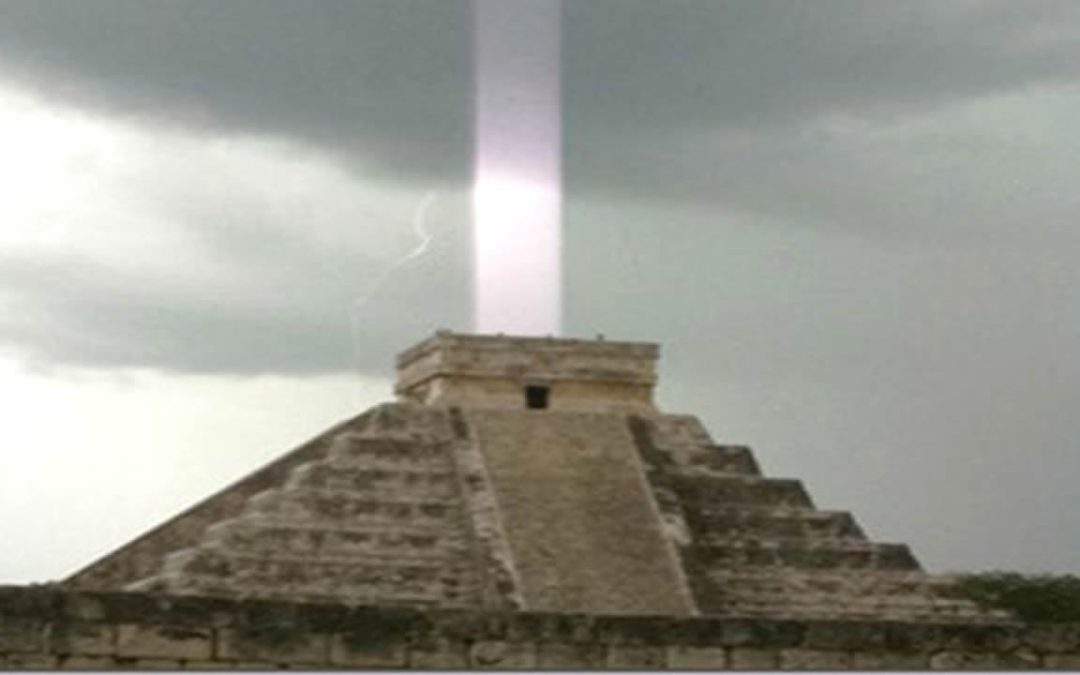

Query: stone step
161 546 480 601
707 595 1009 623
702 569 949 597
202 518 471 559
689 538 920 571
649 414 716 450
683 445 761 475
686 506 865 541
248 487 466 525
692 567 1009 623
350 404 455 442
209 513 468 541
326 435 453 464
165 578 476 609
672 474 815 509
286 462 460 497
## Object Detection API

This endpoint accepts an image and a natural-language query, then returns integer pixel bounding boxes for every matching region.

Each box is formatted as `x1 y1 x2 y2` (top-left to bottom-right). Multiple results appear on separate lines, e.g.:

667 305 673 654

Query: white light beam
473 0 562 336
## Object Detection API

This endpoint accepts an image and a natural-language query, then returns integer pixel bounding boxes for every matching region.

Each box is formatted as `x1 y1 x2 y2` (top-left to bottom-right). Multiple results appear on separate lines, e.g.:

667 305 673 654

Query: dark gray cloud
565 0 1080 229
0 194 473 375
0 0 472 182
566 0 1080 135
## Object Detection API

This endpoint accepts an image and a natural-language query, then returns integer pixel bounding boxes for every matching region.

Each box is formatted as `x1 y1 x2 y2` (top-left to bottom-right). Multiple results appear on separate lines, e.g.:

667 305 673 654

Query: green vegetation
953 572 1080 622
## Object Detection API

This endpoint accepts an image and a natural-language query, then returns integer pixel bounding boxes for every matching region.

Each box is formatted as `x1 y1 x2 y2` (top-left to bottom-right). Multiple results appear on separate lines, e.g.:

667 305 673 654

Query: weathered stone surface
46 621 116 656
802 620 888 650
1000 647 1043 668
0 618 45 653
116 623 212 660
666 645 727 669
719 619 804 648
535 642 607 668
468 409 694 616
930 650 1004 669
446 410 525 611
3 585 1080 671
605 644 667 668
1023 624 1080 652
468 640 537 669
408 638 469 669
780 648 854 669
729 647 780 669
216 627 328 664
940 622 1023 651
59 594 108 623
6 652 62 668
128 657 185 669
396 332 659 413
329 632 407 668
852 650 929 669
184 659 238 670
1045 653 1080 669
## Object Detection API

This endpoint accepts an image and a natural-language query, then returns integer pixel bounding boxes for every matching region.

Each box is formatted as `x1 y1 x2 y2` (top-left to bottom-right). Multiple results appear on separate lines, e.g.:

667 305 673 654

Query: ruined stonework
11 331 1072 669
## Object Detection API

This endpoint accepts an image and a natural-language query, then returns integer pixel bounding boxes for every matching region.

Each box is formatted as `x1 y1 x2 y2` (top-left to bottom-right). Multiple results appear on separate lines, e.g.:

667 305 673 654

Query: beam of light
473 0 562 336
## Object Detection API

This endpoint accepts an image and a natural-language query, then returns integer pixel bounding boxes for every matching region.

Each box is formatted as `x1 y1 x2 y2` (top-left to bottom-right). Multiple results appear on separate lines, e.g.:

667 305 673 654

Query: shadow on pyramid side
65 332 1010 624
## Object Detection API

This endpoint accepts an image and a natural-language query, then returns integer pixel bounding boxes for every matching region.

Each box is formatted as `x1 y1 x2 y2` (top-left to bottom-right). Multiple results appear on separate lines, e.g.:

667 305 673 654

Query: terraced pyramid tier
122 404 522 611
628 414 1011 623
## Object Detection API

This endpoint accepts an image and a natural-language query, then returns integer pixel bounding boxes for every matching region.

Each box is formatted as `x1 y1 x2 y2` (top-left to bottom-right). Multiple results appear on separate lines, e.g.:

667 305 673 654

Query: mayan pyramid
66 332 1008 624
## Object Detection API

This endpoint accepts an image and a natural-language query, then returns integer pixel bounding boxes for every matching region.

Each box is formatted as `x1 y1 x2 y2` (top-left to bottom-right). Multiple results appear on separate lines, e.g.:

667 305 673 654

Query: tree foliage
953 572 1080 623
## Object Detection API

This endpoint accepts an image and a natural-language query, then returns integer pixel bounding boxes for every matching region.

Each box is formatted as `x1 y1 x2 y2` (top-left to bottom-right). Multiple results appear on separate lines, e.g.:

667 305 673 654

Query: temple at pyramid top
65 332 1010 624
395 331 658 412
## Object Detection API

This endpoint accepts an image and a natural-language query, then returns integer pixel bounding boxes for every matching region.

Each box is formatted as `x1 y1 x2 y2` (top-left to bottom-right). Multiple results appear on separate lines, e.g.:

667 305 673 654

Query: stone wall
394 332 658 412
2 586 1078 670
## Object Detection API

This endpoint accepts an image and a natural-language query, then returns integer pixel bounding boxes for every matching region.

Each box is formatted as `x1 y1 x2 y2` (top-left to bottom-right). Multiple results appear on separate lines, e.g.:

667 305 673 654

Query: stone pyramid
66 332 1008 624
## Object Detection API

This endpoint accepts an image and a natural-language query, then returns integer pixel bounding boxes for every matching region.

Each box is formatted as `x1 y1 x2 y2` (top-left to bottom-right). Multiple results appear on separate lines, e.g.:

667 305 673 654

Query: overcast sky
1 0 1078 584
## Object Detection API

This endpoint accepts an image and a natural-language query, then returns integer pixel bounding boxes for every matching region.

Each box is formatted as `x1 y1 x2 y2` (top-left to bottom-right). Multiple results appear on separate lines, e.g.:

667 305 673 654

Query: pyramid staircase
629 414 1010 623
128 405 485 609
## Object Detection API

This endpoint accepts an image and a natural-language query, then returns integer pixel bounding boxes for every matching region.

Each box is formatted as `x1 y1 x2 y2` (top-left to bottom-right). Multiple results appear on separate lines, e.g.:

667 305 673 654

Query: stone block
1044 653 1080 669
468 640 537 669
999 647 1041 668
408 638 469 669
59 594 108 623
535 642 607 668
330 633 407 668
802 620 888 650
184 659 236 669
666 645 727 669
852 650 929 669
729 647 779 670
1023 624 1080 652
929 651 1003 669
130 657 185 669
217 627 329 665
591 615 666 646
46 621 116 656
58 654 113 668
780 648 853 669
6 652 61 668
720 619 804 648
605 644 667 668
0 618 45 653
939 623 1020 652
116 623 212 660
883 622 945 652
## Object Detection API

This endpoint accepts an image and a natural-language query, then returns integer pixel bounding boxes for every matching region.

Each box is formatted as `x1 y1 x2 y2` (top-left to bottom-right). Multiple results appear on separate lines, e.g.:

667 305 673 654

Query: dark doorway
525 385 550 410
